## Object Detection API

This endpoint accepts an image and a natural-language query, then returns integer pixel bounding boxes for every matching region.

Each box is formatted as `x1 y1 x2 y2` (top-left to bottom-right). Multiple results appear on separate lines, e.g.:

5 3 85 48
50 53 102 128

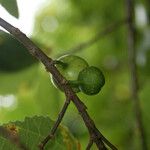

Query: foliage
0 0 150 149
0 116 79 150
0 31 37 72
0 0 18 18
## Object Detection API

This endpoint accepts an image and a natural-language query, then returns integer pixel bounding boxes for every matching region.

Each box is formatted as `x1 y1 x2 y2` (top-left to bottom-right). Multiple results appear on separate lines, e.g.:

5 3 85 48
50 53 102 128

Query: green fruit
51 55 89 92
78 66 105 95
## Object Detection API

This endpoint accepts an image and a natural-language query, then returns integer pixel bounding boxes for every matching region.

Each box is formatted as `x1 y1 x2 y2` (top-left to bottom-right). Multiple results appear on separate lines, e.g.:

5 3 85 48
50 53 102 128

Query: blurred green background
0 0 150 149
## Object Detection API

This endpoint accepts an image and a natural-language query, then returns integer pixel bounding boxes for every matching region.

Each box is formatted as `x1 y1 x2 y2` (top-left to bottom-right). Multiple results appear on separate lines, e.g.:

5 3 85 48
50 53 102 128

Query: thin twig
95 128 117 150
60 18 128 56
125 0 148 150
38 98 71 150
0 127 29 150
86 138 94 150
71 96 113 150
0 17 117 150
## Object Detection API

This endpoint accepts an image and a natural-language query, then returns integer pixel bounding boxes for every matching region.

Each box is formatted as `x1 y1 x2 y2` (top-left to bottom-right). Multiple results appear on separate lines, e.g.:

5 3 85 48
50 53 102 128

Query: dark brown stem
0 127 29 150
0 17 117 150
125 0 148 150
38 98 71 150
60 18 128 56
71 95 116 150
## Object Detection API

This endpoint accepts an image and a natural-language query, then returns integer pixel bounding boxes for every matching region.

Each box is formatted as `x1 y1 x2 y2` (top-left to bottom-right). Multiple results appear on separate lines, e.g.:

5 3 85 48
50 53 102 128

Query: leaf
0 0 19 18
0 31 37 72
0 116 80 150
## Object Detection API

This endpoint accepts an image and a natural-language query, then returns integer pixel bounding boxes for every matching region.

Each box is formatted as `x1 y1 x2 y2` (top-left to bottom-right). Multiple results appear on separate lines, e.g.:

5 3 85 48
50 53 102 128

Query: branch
0 127 29 150
38 97 71 150
125 0 148 150
61 18 128 55
0 17 117 150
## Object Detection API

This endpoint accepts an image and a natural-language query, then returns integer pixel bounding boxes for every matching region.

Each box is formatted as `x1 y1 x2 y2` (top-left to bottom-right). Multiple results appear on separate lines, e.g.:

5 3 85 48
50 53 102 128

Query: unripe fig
51 55 89 92
78 66 105 95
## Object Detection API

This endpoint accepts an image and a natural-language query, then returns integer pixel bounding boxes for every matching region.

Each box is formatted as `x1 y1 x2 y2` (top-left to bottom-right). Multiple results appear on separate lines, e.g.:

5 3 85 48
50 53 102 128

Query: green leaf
0 0 19 18
0 31 37 72
0 116 80 150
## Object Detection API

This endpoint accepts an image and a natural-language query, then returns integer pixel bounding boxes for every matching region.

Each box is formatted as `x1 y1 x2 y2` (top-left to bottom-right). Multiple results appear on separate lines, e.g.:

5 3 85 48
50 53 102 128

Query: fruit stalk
53 60 68 68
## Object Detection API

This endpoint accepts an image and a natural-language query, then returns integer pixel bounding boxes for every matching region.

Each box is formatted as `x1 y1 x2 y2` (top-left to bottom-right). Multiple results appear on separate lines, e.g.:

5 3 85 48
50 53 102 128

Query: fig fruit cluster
51 55 105 95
